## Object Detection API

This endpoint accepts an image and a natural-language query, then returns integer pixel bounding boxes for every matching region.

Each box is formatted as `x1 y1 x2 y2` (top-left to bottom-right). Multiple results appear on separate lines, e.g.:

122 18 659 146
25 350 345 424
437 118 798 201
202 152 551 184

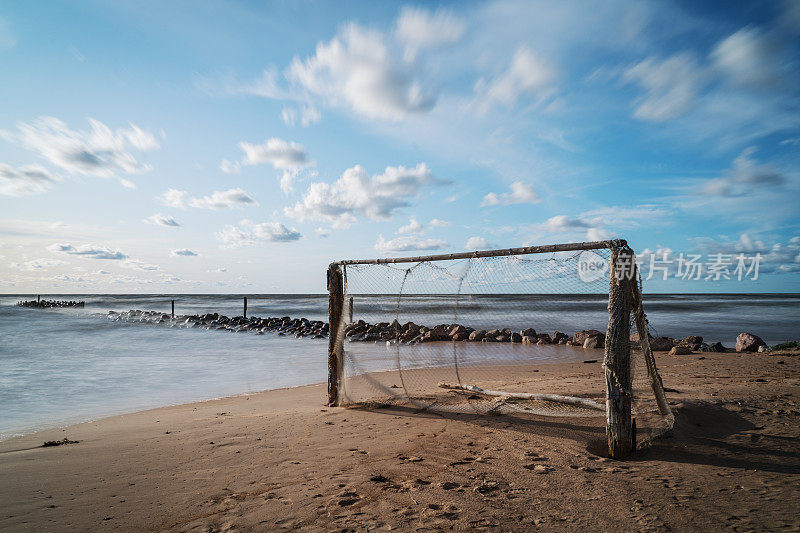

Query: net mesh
336 248 673 448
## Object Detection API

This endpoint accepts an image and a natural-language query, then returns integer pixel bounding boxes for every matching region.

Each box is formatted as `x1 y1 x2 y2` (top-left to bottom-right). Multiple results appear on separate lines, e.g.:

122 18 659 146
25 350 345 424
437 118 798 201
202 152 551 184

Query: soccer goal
326 239 674 459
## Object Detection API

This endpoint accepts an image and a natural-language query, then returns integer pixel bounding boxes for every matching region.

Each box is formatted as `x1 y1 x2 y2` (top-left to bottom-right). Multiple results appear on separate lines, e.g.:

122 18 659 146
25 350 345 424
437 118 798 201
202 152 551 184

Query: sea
1 293 798 441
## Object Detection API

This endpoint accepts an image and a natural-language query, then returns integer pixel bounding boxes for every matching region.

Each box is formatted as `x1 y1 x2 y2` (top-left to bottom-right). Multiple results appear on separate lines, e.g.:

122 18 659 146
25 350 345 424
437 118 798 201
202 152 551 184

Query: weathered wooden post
37 295 40 303
243 296 247 318
604 245 634 459
348 296 354 324
171 300 175 318
327 263 345 406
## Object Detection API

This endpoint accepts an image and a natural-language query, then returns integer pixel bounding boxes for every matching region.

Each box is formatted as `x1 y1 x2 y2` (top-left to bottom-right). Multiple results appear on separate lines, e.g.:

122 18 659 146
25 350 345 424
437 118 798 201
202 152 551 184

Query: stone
449 324 468 338
649 336 675 351
552 331 569 344
736 332 766 353
573 330 604 346
521 328 537 338
522 336 535 345
537 333 552 344
668 345 692 355
487 329 501 338
583 336 603 349
680 335 703 346
469 330 486 342
706 341 726 352
510 332 523 343
537 338 549 346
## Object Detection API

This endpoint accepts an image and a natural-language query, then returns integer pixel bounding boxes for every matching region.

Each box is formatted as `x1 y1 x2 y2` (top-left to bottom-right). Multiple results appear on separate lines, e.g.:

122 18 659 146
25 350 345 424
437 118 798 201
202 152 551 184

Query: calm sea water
1 293 798 441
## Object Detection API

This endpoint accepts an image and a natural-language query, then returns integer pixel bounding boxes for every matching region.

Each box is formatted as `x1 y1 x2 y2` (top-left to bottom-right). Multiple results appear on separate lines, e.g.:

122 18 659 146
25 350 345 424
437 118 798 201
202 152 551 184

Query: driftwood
438 382 604 410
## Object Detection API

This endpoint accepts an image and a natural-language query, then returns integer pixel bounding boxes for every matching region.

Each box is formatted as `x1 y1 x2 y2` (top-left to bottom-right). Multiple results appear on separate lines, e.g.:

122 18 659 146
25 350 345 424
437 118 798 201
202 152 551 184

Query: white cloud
0 117 160 179
159 188 257 210
465 236 490 250
286 163 443 228
691 233 800 274
220 159 241 174
238 138 310 170
0 163 57 196
158 189 188 209
395 6 466 62
216 220 302 247
9 258 66 271
476 46 557 111
196 68 289 100
481 181 539 206
699 146 788 197
375 234 448 253
287 23 435 120
281 105 321 127
208 267 227 273
122 259 159 271
429 218 451 228
711 27 781 89
171 248 198 257
48 243 128 260
623 53 707 121
143 213 181 227
527 205 669 244
585 227 612 241
543 215 590 233
223 138 312 194
398 217 424 235
315 227 331 238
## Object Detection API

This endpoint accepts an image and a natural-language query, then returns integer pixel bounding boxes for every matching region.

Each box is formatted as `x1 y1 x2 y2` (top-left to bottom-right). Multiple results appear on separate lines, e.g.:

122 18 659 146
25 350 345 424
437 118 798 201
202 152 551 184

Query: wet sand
1 350 798 531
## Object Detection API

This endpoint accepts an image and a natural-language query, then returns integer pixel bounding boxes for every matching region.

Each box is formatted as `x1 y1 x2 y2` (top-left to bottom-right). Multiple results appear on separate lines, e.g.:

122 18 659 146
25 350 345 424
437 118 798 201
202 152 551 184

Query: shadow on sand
352 399 800 474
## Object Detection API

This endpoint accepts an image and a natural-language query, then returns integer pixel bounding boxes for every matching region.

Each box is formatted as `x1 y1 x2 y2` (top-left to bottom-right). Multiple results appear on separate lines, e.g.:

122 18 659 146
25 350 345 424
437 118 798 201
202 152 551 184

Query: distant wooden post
604 246 634 459
243 297 248 318
37 295 40 303
327 264 345 406
171 300 175 319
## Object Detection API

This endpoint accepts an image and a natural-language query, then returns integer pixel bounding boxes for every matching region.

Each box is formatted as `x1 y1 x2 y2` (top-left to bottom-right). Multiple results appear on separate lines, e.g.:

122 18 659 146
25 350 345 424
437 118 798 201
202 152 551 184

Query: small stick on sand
437 382 604 410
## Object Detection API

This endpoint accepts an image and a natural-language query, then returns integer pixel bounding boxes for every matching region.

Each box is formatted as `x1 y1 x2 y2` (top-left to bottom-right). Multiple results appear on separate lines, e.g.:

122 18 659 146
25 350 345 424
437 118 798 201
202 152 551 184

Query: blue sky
0 0 798 293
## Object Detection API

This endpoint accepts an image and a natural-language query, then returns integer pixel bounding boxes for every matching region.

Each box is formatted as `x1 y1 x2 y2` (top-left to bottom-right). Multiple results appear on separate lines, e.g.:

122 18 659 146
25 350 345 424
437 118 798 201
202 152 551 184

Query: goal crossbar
331 239 627 265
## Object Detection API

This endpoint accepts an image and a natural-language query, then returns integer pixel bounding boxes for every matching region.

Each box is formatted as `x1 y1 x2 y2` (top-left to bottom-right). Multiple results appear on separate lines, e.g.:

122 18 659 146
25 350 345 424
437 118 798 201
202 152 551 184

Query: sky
0 0 798 293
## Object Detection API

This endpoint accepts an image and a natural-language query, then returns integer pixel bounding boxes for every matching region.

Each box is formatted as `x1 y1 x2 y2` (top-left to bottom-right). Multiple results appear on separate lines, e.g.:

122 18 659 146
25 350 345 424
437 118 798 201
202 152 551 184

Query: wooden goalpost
326 239 669 459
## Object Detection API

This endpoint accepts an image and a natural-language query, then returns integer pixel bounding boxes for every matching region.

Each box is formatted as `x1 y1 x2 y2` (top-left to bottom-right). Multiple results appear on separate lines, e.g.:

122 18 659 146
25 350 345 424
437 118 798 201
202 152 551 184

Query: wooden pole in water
327 264 345 406
171 300 175 319
243 296 248 318
37 295 40 303
604 245 634 459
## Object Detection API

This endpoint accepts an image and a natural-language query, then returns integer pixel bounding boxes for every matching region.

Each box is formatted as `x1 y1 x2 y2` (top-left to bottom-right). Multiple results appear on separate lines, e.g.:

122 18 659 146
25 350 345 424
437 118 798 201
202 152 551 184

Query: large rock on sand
574 330 604 346
736 333 766 352
650 337 675 351
583 336 604 349
669 345 692 355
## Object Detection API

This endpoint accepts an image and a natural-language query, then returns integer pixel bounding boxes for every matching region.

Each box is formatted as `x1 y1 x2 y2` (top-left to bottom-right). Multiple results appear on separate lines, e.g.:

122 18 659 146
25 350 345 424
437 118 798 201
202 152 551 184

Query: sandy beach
1 349 798 532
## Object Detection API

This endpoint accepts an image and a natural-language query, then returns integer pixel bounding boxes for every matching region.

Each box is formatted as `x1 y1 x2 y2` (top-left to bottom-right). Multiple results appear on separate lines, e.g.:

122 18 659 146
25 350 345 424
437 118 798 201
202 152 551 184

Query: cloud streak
0 163 57 196
1 117 160 179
